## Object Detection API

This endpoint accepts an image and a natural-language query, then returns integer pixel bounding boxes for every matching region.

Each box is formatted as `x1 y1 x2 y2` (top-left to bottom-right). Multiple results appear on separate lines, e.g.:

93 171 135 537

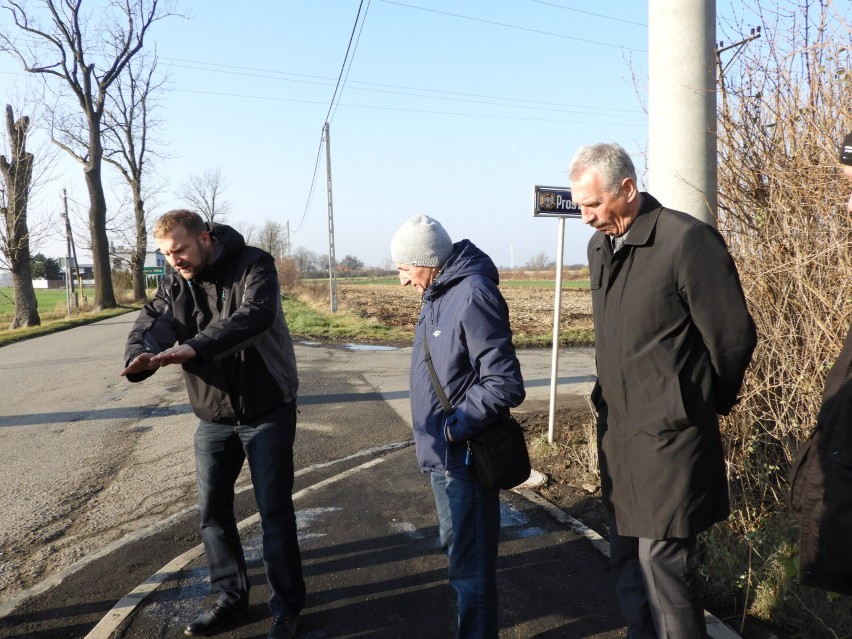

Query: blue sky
1 0 651 268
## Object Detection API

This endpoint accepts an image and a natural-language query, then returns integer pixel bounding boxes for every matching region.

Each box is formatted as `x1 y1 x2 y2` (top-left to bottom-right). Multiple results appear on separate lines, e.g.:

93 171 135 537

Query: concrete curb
513 487 742 639
83 455 390 639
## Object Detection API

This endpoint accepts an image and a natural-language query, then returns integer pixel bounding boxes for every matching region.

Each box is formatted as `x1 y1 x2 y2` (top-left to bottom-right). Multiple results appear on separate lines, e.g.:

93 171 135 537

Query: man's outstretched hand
120 345 197 377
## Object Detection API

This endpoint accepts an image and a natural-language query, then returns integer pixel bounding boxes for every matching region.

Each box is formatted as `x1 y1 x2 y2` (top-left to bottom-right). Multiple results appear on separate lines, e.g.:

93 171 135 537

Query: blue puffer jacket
409 240 526 479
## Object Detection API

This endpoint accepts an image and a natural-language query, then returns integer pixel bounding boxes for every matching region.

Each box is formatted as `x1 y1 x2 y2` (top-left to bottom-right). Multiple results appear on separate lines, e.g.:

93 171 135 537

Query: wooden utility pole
323 122 338 313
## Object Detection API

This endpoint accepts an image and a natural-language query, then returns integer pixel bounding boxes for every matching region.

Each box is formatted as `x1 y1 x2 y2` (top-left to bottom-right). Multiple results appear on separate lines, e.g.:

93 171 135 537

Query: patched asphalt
0 336 741 639
106 444 628 639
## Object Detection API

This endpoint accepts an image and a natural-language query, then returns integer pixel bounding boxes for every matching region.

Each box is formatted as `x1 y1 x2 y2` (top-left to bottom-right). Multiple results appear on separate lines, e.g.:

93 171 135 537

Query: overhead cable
377 0 646 53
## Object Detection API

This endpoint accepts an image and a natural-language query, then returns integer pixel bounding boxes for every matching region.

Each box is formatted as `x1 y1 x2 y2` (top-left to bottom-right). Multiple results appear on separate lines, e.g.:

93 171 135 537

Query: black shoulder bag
422 329 531 490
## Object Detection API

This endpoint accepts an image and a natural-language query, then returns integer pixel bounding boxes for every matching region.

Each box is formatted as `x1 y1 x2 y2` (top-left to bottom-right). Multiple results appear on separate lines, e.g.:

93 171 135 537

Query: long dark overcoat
589 193 757 540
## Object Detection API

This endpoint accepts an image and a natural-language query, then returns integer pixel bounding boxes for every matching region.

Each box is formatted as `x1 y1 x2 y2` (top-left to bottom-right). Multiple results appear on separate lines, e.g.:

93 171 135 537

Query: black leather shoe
184 601 248 636
267 614 301 639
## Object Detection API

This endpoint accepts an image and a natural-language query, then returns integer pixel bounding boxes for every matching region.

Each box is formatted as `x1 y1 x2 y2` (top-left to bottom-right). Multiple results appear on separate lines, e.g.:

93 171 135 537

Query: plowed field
334 284 593 336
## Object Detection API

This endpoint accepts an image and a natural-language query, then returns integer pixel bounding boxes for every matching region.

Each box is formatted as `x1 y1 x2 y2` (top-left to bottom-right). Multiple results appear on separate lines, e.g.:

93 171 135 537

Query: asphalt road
0 313 616 638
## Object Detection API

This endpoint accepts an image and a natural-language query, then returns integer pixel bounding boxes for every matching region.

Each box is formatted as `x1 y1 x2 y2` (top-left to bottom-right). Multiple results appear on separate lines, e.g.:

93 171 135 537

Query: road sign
532 185 581 218
143 266 166 275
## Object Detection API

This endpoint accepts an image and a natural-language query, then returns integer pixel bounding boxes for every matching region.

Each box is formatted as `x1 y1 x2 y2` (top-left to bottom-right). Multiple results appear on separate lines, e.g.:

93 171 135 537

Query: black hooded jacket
124 224 298 424
791 324 852 595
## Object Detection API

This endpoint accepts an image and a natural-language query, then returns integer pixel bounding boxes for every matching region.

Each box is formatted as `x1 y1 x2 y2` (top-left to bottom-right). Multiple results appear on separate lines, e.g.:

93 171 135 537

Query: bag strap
422 327 453 416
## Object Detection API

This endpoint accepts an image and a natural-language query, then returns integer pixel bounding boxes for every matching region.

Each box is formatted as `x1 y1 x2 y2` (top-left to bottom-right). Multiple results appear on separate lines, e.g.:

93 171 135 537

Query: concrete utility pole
648 0 717 226
323 122 338 313
62 189 78 311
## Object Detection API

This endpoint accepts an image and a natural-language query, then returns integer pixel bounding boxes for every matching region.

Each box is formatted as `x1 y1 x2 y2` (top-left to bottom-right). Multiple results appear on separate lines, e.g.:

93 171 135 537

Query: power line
325 0 367 123
161 58 644 115
527 0 647 27
297 0 369 234
330 0 372 123
294 133 325 234
377 0 646 53
172 87 645 126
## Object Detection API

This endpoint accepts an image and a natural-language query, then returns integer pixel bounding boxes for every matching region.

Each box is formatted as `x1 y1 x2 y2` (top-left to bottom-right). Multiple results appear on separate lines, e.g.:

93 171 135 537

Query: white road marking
83 456 389 639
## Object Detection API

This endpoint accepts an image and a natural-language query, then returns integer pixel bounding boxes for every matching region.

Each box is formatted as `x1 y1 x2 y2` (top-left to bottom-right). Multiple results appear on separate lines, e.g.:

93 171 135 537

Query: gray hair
568 143 636 194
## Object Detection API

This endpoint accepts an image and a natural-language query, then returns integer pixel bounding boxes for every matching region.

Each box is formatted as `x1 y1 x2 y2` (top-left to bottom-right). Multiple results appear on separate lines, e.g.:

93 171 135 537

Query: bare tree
102 52 166 302
255 219 288 257
0 105 38 328
292 245 318 274
232 220 256 246
524 251 554 270
0 0 177 309
176 167 232 224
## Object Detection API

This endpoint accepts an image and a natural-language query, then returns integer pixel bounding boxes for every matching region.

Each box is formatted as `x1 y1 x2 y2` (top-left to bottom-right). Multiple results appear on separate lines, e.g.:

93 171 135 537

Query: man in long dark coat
570 143 757 639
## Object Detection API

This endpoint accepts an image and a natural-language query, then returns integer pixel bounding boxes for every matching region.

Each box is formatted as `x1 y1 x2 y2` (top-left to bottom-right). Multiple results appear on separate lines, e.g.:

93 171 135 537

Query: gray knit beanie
390 215 453 267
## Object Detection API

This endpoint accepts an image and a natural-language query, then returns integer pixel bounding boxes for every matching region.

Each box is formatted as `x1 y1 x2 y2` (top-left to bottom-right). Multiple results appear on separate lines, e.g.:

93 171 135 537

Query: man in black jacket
121 210 304 639
790 132 852 595
570 144 756 639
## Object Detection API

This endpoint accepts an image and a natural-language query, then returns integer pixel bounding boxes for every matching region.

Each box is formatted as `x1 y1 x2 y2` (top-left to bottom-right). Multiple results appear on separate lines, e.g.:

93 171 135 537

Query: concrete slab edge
83 456 389 639
512 488 742 639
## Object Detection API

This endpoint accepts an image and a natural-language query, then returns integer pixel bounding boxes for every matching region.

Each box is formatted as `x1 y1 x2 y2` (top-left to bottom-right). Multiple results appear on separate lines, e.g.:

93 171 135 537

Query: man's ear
622 177 638 201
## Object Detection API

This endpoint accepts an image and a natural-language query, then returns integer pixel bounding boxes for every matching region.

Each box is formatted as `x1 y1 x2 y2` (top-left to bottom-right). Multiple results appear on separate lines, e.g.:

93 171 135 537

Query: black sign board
533 185 581 218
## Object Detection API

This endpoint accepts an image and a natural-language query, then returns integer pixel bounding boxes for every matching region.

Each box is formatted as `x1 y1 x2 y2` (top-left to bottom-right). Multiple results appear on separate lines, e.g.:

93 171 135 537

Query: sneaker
268 614 301 639
184 600 248 636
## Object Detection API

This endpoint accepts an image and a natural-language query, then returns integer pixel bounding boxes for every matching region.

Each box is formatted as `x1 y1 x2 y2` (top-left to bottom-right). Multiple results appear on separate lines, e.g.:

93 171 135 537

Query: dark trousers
608 512 707 639
194 402 306 616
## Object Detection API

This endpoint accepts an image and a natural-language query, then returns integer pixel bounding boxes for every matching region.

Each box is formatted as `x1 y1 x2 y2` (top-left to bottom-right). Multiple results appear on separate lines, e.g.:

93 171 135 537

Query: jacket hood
210 223 246 262
193 224 246 280
424 240 498 302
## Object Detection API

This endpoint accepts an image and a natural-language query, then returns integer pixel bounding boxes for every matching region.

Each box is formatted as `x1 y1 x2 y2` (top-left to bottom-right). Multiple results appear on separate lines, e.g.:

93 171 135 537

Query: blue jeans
431 472 501 639
194 402 305 616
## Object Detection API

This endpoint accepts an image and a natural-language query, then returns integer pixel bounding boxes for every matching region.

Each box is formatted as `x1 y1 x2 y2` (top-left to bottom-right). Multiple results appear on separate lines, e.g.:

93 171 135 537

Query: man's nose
580 208 594 225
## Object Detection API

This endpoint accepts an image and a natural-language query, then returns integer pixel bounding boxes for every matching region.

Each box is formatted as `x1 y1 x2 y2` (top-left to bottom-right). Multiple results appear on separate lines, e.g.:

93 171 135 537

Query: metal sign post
532 186 581 444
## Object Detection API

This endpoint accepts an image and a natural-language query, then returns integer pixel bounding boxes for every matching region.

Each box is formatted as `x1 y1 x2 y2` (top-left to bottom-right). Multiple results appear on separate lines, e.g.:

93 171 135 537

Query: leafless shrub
709 1 852 633
276 257 301 292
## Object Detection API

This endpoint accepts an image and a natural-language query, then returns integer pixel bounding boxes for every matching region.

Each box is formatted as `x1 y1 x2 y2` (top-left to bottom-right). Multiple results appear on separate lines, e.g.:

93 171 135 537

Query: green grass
0 287 141 348
1 285 592 349
513 328 595 348
0 287 94 318
283 292 594 348
282 294 411 343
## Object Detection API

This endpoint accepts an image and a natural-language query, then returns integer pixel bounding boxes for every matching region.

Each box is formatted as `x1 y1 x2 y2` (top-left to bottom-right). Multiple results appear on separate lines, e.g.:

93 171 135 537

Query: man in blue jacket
121 210 304 639
391 215 525 639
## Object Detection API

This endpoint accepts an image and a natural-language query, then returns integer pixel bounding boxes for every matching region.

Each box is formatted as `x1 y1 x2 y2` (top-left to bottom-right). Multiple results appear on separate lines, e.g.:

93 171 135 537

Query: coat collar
622 192 663 247
590 192 663 253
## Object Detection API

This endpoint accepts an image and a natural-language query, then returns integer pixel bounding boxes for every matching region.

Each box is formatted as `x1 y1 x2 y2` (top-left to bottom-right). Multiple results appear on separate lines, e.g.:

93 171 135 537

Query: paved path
0 315 740 638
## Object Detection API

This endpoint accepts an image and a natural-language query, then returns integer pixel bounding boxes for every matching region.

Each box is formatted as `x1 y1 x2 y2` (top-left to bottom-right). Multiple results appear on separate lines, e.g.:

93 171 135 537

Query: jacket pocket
590 259 603 290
